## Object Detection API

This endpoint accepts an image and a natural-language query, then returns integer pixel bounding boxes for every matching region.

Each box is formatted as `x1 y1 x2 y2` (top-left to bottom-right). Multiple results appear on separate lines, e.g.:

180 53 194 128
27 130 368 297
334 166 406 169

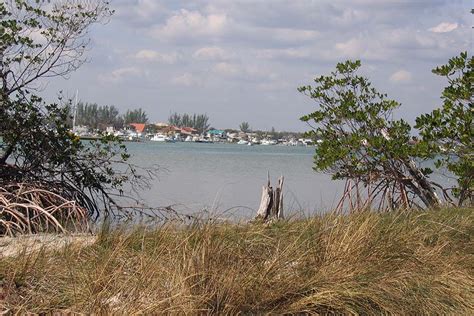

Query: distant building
161 125 181 135
207 129 226 138
129 123 146 134
238 131 249 139
226 132 239 143
206 129 226 141
180 127 199 135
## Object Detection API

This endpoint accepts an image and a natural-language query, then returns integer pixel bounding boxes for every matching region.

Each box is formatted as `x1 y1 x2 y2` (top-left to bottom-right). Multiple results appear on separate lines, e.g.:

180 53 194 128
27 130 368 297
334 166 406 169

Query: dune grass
0 207 473 314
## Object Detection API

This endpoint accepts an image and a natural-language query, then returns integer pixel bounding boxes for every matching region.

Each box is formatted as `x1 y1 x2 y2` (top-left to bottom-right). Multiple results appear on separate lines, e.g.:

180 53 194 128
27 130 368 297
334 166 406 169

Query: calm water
126 142 344 218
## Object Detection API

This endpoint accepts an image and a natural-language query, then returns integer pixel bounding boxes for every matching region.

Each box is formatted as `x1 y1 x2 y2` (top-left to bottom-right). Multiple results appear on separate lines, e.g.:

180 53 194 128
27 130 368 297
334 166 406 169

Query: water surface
127 142 344 218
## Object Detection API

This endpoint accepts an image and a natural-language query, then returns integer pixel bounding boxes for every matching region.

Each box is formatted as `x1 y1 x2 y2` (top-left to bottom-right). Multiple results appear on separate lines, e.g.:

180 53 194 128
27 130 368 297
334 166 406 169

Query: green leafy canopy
298 60 413 181
415 52 473 203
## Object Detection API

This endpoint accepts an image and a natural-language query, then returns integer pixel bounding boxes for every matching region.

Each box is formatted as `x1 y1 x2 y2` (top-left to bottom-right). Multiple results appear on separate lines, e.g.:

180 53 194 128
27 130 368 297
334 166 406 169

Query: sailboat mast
72 89 79 130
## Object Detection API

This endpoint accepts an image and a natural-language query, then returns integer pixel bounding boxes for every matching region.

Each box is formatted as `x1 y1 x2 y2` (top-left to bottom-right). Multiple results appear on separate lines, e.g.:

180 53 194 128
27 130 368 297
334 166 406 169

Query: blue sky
44 0 472 131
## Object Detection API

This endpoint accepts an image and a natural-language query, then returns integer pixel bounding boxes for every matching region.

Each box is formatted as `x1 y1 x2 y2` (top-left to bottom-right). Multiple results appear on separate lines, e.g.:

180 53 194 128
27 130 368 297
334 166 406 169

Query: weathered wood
256 185 273 219
256 175 284 221
404 158 441 208
276 176 284 219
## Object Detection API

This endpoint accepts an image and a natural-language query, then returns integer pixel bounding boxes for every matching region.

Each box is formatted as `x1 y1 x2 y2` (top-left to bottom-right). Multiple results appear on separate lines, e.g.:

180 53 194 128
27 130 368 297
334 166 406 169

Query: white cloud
333 28 449 61
335 38 367 58
385 28 439 50
193 46 231 61
269 28 320 43
257 48 311 60
45 0 470 131
151 9 228 40
211 62 278 82
116 0 165 22
172 73 201 86
134 50 179 64
429 22 458 33
390 70 412 83
134 0 162 19
213 62 241 77
99 67 142 83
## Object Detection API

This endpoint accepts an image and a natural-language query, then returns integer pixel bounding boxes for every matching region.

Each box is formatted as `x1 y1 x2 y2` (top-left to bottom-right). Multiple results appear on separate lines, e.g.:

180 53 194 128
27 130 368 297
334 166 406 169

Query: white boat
184 135 193 142
151 134 167 142
261 139 276 145
195 137 213 143
251 138 260 145
237 139 248 145
288 139 299 146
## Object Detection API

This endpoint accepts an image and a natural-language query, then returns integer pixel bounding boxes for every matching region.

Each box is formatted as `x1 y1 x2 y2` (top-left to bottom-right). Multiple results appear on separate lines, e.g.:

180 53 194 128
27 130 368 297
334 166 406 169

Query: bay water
126 142 344 219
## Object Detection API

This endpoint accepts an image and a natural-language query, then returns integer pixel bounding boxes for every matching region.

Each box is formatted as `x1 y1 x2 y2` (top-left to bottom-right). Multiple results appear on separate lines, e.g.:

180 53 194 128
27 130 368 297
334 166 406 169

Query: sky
44 0 473 132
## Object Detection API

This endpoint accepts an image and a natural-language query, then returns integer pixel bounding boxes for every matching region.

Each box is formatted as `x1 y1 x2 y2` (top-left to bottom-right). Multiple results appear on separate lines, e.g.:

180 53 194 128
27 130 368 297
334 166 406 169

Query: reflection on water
125 142 344 218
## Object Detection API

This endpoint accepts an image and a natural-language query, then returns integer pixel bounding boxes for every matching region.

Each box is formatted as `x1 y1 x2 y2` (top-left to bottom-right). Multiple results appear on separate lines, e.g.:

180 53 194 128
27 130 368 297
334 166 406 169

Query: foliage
167 112 181 126
144 124 158 134
239 121 250 132
168 112 210 134
252 129 304 141
0 0 112 96
0 95 149 221
68 102 152 131
123 108 148 124
299 60 440 209
72 102 123 130
0 1 155 229
415 52 473 205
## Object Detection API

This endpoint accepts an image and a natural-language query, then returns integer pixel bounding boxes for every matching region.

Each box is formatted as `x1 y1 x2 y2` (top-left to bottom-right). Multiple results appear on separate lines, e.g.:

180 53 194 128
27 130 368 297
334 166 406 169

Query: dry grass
0 208 473 314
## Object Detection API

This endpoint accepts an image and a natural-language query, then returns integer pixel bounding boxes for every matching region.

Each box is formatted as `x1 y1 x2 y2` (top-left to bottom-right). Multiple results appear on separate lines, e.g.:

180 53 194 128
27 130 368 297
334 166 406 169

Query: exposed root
0 183 89 236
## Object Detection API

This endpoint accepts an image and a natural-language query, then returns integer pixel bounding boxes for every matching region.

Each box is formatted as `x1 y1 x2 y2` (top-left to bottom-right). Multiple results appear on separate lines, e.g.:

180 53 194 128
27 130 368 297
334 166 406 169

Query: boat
237 139 248 145
150 134 171 142
288 139 299 146
195 138 213 143
260 139 276 145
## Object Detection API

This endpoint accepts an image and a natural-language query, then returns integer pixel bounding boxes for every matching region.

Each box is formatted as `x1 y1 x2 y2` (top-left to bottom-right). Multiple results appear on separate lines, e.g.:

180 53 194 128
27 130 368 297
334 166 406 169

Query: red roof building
130 123 146 133
180 127 198 135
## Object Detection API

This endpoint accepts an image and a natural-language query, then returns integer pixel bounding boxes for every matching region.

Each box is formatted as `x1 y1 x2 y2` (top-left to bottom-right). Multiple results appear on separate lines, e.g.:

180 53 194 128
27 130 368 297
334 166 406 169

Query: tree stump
256 174 284 221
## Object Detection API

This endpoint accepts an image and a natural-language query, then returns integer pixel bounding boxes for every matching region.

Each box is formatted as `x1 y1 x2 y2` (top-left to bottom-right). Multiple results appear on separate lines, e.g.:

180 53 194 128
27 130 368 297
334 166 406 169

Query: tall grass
0 208 473 314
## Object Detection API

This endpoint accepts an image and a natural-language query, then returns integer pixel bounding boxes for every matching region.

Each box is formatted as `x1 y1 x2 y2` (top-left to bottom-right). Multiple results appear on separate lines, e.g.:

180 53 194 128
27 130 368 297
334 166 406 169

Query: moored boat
150 134 170 142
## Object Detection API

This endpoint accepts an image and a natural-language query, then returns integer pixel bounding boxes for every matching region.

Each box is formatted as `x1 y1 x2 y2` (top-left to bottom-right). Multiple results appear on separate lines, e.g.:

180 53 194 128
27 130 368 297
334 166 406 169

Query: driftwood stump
256 174 284 221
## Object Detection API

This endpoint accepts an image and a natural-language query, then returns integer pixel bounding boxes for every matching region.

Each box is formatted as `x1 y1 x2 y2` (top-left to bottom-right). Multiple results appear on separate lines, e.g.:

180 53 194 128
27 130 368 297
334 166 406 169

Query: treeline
168 112 210 134
228 122 305 140
225 128 304 140
255 130 305 140
70 102 148 130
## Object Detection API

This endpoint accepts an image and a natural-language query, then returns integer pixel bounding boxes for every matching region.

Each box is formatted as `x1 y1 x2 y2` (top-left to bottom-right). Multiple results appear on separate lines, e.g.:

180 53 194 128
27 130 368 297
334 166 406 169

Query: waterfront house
179 127 199 135
154 122 169 128
207 129 226 141
129 123 146 134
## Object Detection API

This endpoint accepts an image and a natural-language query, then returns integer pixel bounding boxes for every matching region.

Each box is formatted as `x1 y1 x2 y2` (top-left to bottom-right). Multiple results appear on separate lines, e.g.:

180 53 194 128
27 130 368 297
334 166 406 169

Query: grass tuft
1 207 473 314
